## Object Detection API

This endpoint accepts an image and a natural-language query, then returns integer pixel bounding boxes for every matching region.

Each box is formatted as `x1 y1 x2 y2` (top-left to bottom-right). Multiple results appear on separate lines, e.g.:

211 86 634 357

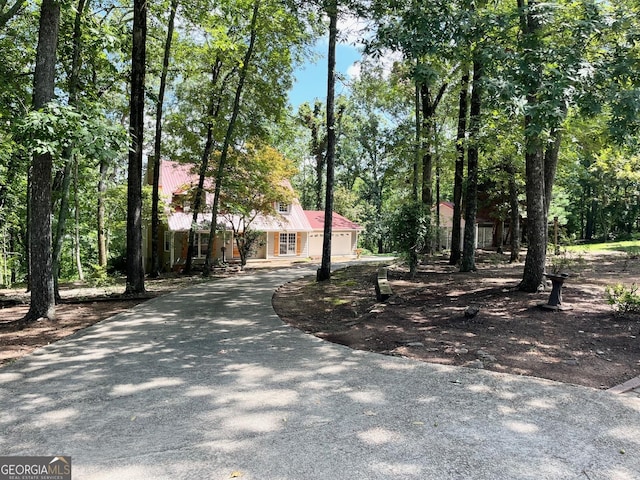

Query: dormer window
171 188 194 213
277 202 290 214
171 194 186 212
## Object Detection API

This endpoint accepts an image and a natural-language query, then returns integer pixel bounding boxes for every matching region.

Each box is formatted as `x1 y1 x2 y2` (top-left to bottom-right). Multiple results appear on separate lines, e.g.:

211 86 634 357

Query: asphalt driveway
1 265 639 479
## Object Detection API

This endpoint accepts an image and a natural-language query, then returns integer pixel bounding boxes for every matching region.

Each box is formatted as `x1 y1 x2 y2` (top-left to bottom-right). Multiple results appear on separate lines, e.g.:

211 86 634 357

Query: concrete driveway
1 265 639 479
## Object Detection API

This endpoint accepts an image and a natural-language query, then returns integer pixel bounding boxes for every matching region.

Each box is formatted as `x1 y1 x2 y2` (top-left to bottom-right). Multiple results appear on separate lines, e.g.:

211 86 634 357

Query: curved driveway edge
1 265 639 479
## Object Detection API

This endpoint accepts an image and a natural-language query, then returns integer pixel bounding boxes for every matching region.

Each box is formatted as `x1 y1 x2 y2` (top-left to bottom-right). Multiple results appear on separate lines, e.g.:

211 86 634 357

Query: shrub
625 246 640 259
107 254 127 275
388 201 431 274
547 249 584 274
605 283 640 316
88 264 112 288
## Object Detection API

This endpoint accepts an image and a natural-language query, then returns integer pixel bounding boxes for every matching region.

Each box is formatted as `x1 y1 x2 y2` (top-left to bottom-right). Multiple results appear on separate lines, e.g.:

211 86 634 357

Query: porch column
266 231 271 259
170 232 175 268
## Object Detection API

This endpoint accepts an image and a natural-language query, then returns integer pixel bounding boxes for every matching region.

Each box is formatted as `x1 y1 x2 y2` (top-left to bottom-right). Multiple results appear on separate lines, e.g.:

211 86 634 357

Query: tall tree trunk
542 115 565 246
408 76 422 272
52 0 88 300
374 176 384 254
184 61 233 273
421 82 446 254
150 0 179 278
421 83 433 210
26 166 31 292
299 102 326 210
10 231 17 284
184 61 221 274
125 0 147 295
450 68 469 265
52 155 73 300
460 59 482 273
0 157 18 213
435 140 441 250
413 78 420 202
579 186 586 239
317 0 337 282
204 0 260 272
420 82 446 210
520 135 546 291
312 103 326 210
421 87 435 251
544 125 562 219
25 0 60 321
73 160 84 280
507 161 521 262
97 159 108 267
314 153 325 210
586 193 596 240
518 0 547 292
183 122 214 274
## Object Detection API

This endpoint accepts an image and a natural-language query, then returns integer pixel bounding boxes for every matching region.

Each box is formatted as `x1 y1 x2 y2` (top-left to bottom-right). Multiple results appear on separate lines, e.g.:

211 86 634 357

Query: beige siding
308 231 355 257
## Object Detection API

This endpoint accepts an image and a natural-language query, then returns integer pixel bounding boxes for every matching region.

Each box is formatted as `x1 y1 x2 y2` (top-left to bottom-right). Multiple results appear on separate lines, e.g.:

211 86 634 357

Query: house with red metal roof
145 160 362 271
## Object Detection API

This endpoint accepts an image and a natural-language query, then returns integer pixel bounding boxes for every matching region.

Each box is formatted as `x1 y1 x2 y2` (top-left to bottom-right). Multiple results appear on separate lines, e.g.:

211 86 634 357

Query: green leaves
605 283 640 316
220 140 296 217
389 200 431 272
18 102 81 157
17 101 127 163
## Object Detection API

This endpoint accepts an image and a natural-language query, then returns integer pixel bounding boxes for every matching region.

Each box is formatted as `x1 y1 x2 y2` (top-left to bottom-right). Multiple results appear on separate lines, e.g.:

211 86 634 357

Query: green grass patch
325 297 349 306
566 240 640 254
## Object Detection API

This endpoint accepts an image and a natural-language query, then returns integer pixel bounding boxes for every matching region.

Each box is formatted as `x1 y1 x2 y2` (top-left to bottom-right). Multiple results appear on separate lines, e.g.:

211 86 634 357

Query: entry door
279 233 296 255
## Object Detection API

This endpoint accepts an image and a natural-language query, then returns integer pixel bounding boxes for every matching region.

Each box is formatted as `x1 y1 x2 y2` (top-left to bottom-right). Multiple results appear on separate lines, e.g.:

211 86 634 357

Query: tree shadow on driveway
1 268 639 480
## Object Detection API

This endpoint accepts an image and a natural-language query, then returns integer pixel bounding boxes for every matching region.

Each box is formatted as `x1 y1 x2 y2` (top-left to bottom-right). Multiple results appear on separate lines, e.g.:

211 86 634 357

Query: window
164 231 171 252
197 232 209 258
277 202 290 214
171 194 191 212
279 233 296 255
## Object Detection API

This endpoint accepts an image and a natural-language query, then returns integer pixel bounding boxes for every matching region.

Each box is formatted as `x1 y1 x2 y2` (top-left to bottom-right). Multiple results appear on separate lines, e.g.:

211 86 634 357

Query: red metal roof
158 159 314 232
157 160 360 233
160 160 211 195
304 210 362 231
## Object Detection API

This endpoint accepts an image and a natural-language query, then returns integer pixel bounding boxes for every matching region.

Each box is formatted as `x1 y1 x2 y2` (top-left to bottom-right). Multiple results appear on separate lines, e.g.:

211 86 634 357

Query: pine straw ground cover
273 250 640 390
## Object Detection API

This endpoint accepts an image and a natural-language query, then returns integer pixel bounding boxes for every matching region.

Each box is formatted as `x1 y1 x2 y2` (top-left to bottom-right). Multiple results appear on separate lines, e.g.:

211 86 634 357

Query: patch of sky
288 42 363 108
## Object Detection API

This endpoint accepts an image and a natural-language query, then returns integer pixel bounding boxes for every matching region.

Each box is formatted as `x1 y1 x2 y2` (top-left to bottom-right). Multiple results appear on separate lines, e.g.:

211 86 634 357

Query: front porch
148 228 313 273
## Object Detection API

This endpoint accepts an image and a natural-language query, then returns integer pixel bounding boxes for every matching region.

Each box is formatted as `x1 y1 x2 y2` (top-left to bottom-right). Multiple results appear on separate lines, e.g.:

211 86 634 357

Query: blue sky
288 43 362 108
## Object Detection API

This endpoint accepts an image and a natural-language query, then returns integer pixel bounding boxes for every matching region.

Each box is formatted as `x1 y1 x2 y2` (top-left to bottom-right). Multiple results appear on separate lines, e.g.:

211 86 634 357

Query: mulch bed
273 251 640 390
